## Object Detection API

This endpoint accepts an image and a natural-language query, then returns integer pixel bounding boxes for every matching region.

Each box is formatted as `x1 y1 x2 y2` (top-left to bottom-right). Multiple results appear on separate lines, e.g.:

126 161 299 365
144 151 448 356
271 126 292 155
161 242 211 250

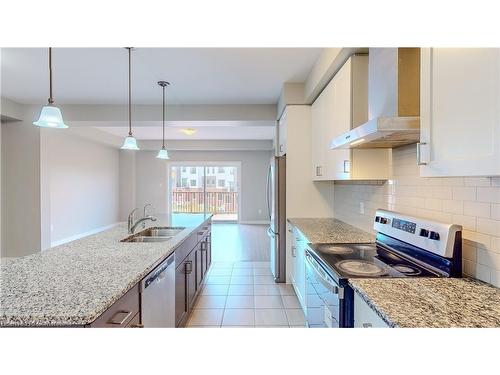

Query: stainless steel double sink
121 227 186 243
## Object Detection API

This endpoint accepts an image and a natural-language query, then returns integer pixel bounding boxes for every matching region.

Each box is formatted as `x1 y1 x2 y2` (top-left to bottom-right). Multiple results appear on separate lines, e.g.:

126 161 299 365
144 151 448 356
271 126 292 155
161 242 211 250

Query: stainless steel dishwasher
141 253 175 327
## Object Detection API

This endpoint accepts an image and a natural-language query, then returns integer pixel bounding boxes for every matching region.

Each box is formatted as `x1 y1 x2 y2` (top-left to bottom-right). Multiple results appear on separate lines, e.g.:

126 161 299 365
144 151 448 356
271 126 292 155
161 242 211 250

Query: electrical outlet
359 202 365 215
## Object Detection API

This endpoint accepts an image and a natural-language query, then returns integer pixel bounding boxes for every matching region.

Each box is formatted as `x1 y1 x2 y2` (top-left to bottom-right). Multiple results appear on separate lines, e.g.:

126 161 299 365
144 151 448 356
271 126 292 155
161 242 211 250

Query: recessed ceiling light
180 128 197 135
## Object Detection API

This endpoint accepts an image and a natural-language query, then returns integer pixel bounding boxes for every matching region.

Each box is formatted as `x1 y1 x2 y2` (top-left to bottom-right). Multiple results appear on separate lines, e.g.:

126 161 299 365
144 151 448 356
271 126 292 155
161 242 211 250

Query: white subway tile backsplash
452 187 477 201
333 144 500 287
476 187 500 203
463 201 490 218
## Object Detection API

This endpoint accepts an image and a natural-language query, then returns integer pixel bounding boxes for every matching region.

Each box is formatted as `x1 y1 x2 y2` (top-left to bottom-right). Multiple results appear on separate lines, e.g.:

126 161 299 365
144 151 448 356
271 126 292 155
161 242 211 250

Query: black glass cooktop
308 243 437 279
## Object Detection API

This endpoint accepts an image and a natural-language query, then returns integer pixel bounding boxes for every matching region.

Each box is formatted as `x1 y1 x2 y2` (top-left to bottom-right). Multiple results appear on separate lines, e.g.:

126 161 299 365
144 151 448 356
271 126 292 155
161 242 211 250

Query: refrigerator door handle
266 164 272 221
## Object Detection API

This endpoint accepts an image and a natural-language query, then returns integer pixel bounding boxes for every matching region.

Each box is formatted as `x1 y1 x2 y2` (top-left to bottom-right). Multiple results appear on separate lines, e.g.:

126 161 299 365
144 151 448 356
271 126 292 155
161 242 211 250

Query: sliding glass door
169 164 239 226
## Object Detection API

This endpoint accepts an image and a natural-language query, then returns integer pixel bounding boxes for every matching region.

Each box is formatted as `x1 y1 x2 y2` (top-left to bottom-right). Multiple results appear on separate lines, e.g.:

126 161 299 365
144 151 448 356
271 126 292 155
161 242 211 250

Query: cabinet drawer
89 284 140 328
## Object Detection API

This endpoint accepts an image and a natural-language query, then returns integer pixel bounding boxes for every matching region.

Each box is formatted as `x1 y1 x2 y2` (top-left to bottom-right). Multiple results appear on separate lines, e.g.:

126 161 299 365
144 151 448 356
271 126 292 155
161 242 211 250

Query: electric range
304 209 462 328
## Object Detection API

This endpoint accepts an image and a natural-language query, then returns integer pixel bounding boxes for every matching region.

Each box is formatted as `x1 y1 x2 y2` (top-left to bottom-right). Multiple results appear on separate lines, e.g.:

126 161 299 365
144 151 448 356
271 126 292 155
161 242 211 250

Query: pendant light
121 47 140 150
33 48 68 129
156 81 170 159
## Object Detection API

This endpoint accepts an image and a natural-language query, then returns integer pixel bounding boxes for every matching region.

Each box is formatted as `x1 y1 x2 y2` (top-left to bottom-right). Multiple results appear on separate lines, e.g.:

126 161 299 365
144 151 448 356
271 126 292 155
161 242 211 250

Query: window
182 167 186 172
181 178 188 188
218 179 226 188
190 179 196 187
206 176 216 187
228 181 235 191
218 167 225 173
190 167 196 174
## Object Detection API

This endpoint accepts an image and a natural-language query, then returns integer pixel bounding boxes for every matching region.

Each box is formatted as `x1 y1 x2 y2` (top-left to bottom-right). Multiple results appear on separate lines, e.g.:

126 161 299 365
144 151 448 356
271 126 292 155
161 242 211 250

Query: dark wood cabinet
89 284 140 328
195 243 203 291
175 260 189 327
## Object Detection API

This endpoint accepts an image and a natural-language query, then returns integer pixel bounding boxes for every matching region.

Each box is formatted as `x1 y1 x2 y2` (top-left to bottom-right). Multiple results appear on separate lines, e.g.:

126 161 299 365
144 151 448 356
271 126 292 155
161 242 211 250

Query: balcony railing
172 191 238 214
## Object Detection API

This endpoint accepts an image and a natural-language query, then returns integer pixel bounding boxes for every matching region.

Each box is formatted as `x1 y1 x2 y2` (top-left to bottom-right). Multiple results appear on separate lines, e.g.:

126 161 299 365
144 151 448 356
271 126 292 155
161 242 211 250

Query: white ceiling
1 48 321 105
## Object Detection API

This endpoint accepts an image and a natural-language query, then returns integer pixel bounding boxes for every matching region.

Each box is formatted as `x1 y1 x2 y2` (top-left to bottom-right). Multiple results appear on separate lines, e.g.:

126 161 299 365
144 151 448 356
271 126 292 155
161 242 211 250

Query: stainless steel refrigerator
266 155 286 283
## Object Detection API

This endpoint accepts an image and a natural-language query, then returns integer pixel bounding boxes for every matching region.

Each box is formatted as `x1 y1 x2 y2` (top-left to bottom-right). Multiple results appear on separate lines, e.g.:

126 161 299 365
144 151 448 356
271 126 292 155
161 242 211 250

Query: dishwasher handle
144 254 175 289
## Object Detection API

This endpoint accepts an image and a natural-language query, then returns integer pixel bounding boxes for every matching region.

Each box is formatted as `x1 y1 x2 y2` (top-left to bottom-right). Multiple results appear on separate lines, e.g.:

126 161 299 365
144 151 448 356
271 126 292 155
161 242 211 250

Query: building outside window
181 178 188 188
190 167 196 174
218 179 226 188
182 167 187 172
190 179 197 187
206 176 216 187
218 167 225 173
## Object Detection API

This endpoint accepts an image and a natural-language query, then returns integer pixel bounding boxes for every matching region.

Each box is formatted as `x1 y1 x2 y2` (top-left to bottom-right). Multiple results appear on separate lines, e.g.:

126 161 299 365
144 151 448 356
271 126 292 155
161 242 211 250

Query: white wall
40 130 120 247
334 144 500 287
125 148 273 223
1 120 41 257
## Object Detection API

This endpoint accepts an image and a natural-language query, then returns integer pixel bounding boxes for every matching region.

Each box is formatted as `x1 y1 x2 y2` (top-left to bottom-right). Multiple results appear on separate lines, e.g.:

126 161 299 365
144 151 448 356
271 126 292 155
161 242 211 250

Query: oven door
305 250 342 328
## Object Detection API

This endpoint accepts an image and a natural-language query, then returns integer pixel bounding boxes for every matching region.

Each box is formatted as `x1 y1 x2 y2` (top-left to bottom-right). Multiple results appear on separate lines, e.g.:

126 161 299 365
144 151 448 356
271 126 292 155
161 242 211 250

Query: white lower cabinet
353 293 389 328
289 226 306 311
419 48 500 177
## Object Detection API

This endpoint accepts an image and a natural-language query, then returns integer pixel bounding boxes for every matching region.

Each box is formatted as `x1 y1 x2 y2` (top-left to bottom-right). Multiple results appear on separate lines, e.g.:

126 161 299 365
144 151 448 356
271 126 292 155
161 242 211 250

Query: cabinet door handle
417 142 427 165
316 166 322 176
343 160 350 173
185 261 193 274
291 245 296 257
108 310 132 325
130 323 144 328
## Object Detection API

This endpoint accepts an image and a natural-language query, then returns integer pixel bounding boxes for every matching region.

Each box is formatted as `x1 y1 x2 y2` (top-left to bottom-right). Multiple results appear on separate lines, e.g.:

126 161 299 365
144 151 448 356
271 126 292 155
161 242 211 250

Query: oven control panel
373 209 462 258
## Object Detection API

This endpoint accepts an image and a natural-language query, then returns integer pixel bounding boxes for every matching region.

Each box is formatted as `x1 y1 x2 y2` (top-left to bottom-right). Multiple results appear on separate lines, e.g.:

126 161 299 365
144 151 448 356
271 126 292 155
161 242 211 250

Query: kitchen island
0 215 212 327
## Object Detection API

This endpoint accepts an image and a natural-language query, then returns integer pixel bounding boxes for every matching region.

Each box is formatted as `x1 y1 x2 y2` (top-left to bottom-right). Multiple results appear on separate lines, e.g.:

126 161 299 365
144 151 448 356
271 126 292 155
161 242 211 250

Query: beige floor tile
252 261 271 268
254 295 284 309
233 262 254 268
290 325 307 328
230 276 254 285
222 309 255 326
253 267 273 276
209 268 233 276
285 309 306 326
194 295 227 309
205 276 231 285
188 309 224 326
254 276 275 284
211 262 234 269
282 295 301 309
254 284 281 295
254 309 288 326
228 284 254 296
226 295 255 309
278 284 296 296
255 325 290 328
200 284 229 296
232 268 254 276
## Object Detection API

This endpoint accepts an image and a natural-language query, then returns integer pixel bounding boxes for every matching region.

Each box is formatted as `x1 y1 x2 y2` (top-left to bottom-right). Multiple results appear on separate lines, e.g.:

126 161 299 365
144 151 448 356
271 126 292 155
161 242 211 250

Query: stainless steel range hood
331 48 420 149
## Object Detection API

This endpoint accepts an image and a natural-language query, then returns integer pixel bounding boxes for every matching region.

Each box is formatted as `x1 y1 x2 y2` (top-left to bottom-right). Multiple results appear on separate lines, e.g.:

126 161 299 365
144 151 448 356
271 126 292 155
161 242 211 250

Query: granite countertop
287 218 375 244
349 278 500 328
0 215 211 327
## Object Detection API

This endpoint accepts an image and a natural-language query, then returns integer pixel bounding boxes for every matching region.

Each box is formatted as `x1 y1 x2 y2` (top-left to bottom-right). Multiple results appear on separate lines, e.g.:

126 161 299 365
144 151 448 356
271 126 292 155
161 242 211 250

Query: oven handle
305 250 343 299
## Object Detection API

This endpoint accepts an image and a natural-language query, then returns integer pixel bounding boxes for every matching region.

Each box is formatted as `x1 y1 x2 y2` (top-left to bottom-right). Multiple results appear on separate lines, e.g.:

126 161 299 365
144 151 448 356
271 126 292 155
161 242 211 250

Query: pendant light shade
122 135 140 150
156 148 169 159
33 105 68 129
121 47 140 151
156 80 170 160
33 48 68 129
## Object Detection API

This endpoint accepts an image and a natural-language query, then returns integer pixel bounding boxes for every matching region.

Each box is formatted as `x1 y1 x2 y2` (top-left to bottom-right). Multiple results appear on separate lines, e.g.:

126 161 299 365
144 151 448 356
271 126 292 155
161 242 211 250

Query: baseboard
50 222 121 248
238 220 270 225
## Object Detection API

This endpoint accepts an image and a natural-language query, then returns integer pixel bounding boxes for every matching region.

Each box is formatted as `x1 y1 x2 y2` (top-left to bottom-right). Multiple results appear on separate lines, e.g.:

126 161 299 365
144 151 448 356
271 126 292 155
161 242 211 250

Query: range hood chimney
331 48 420 149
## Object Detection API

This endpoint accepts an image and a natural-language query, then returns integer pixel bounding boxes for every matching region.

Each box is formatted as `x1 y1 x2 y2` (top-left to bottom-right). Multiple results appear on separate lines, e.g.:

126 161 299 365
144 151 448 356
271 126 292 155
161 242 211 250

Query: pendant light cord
162 85 166 149
48 47 54 104
127 47 132 136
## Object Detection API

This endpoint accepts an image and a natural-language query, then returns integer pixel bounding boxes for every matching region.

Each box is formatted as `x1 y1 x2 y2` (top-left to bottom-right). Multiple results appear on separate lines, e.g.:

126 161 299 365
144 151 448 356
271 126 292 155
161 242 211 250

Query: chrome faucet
142 203 153 229
127 207 157 234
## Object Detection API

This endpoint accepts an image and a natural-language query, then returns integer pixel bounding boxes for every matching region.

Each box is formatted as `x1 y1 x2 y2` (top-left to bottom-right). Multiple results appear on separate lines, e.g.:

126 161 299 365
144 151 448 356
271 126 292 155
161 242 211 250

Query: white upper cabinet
419 48 500 177
311 55 390 181
277 112 287 156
